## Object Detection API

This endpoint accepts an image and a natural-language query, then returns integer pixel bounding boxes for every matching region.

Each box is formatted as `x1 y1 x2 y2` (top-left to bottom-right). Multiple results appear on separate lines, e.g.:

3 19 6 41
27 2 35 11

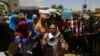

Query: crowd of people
61 15 100 56
0 9 100 56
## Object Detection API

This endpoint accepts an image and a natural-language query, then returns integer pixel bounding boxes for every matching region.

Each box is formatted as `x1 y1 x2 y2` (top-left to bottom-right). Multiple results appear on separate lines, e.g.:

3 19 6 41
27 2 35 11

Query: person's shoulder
35 23 41 27
35 23 42 30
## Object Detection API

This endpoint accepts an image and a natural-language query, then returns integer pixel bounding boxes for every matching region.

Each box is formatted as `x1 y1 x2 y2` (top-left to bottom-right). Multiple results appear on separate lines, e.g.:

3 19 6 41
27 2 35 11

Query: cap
39 10 50 14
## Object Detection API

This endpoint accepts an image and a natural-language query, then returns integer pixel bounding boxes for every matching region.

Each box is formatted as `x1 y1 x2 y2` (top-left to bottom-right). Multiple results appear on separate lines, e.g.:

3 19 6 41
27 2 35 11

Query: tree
51 4 57 9
57 4 63 13
57 4 63 9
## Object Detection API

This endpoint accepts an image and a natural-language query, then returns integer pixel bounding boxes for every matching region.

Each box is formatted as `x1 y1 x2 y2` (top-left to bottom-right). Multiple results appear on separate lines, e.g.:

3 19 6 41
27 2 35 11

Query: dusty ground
64 53 80 56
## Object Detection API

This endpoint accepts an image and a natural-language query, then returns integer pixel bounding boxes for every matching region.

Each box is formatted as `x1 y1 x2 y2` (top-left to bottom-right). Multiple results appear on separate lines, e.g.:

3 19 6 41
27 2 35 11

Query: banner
62 8 73 20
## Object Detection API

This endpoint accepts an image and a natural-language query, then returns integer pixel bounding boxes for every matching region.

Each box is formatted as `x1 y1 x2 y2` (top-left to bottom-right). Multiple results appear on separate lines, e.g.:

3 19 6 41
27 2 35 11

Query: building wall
95 8 100 12
0 0 19 14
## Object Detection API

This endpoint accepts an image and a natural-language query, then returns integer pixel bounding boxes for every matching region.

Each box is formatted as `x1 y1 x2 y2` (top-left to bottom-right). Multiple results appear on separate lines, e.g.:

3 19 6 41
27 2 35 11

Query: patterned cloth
9 14 18 31
42 32 68 56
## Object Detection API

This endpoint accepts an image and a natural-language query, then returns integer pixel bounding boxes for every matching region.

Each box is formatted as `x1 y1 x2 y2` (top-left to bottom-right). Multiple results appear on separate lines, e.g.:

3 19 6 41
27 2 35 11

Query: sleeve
59 33 69 51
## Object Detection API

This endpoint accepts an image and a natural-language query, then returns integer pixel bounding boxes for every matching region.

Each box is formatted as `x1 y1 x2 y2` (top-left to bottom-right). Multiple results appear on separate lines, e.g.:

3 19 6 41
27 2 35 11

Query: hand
41 38 48 47
61 42 68 50
28 31 32 37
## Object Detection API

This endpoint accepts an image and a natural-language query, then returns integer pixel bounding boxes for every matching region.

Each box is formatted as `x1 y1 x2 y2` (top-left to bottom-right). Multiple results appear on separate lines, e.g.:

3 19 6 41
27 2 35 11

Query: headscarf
16 21 28 38
27 19 33 25
27 19 40 37
32 14 37 24
9 14 18 31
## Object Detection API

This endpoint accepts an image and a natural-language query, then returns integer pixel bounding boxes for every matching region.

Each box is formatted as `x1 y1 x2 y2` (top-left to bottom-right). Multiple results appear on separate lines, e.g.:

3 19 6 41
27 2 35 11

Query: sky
19 0 100 11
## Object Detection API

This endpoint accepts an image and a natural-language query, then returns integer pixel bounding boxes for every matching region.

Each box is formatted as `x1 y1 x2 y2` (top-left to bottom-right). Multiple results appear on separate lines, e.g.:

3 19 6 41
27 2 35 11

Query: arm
59 33 69 50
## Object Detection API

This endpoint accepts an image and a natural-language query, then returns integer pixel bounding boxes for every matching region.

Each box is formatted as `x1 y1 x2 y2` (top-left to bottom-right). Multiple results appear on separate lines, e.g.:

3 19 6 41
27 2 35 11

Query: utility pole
83 0 87 14
8 0 11 13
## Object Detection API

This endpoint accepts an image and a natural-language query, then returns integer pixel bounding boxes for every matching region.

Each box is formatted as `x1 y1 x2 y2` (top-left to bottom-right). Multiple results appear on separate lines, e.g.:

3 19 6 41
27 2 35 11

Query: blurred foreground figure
0 19 12 51
35 10 49 56
15 21 32 56
0 43 19 56
35 10 49 36
27 19 40 56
